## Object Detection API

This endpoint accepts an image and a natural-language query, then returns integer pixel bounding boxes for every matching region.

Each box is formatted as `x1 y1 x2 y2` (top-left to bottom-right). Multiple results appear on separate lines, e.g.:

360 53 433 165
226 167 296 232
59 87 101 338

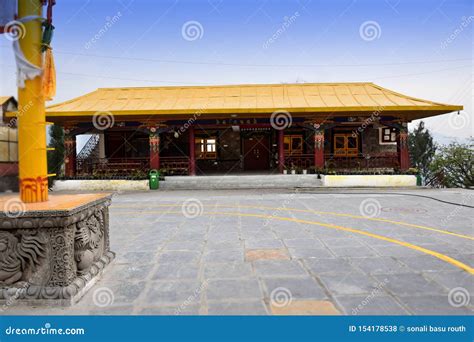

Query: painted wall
323 175 417 187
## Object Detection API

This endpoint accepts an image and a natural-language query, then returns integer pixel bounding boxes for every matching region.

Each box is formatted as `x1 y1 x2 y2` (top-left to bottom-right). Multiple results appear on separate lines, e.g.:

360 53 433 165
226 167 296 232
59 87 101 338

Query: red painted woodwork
149 133 160 170
188 126 196 176
278 130 285 173
398 130 410 170
64 136 76 177
314 130 325 169
242 135 270 171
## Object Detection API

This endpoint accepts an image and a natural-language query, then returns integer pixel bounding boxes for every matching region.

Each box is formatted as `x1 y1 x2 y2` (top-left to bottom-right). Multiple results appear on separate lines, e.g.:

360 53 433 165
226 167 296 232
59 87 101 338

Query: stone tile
152 263 200 280
253 260 308 277
158 250 201 264
350 257 410 275
203 249 244 263
245 239 284 249
263 277 327 300
116 251 157 264
335 295 409 315
321 238 364 248
397 295 473 315
245 249 290 261
204 262 253 279
288 247 334 259
144 280 204 305
206 279 262 301
397 255 461 273
329 246 378 258
88 281 146 305
105 264 154 282
206 241 243 251
424 271 474 294
139 305 200 315
318 273 383 296
370 245 422 257
165 241 205 251
270 300 340 315
207 301 268 315
283 238 324 248
375 274 447 296
303 258 358 275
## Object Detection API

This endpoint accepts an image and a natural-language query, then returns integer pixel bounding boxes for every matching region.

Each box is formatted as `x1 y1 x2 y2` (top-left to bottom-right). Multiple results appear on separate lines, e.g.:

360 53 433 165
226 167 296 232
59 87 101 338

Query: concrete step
160 174 323 190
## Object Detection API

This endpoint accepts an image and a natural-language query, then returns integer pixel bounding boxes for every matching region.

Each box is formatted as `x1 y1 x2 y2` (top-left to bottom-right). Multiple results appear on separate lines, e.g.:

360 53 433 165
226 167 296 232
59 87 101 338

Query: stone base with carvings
0 194 115 306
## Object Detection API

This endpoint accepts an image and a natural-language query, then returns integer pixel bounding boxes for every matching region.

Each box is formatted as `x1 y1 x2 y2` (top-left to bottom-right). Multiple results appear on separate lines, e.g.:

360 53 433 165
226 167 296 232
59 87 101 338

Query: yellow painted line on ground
111 203 474 241
114 210 474 275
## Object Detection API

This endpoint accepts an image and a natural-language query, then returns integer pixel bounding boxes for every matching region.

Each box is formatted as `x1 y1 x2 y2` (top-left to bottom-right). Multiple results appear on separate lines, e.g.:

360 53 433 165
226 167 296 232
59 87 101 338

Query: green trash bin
416 174 422 186
149 169 160 190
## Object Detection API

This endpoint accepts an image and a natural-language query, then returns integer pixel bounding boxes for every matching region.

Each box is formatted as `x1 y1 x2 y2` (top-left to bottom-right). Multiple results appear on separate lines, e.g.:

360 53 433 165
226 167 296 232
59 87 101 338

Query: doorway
242 135 270 171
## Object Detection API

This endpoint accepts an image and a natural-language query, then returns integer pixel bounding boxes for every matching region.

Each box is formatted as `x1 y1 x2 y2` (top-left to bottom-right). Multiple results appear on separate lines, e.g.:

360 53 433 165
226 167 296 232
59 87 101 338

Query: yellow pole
17 0 48 203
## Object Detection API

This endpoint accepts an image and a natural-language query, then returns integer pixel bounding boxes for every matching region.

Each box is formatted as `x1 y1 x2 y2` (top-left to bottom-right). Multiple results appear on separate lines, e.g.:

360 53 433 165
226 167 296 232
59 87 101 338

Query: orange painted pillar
398 127 410 170
64 135 76 178
188 126 196 176
314 128 325 169
149 130 160 170
278 129 285 173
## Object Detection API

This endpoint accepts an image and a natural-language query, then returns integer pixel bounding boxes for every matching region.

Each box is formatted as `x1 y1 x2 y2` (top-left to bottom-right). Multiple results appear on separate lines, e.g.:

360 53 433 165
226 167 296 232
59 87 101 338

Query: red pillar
398 127 410 170
64 135 76 177
278 129 285 173
314 129 325 169
188 126 196 176
149 131 160 170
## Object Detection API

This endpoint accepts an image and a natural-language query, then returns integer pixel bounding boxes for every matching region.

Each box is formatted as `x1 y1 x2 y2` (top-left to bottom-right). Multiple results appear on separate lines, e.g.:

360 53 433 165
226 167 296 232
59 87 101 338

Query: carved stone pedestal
0 194 115 306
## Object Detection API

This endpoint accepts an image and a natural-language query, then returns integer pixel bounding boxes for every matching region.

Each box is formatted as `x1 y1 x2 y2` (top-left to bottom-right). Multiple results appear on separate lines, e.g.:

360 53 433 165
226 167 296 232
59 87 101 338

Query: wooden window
195 137 217 159
379 127 397 145
284 135 303 154
333 134 359 157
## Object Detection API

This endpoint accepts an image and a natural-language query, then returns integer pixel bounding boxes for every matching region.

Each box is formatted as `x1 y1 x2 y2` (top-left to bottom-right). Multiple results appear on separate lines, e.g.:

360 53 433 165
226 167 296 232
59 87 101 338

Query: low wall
53 180 149 192
322 175 417 187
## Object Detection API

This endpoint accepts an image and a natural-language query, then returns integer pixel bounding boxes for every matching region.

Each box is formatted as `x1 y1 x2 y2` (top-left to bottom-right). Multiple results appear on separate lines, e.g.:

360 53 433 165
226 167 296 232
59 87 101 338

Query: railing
324 153 399 170
77 134 99 160
161 156 189 175
284 154 313 170
283 153 399 170
77 157 149 177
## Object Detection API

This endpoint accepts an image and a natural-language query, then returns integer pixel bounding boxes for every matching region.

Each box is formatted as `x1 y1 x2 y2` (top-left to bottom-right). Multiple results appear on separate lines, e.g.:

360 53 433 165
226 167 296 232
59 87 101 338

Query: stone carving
74 209 104 275
0 231 46 285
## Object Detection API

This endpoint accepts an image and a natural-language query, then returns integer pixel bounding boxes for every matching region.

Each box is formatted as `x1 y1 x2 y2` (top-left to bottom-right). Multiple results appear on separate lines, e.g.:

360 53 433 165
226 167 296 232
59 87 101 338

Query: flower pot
291 170 296 175
283 170 288 174
302 170 307 174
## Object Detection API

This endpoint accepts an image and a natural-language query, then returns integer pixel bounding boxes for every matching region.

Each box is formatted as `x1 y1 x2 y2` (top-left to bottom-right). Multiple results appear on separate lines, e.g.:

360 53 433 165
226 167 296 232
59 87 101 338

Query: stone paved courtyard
4 188 474 315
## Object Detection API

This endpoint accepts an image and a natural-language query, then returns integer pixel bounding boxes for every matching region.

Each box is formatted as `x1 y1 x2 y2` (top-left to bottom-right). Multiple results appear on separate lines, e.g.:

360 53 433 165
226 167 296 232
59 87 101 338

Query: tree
408 121 436 183
428 140 473 188
47 124 64 187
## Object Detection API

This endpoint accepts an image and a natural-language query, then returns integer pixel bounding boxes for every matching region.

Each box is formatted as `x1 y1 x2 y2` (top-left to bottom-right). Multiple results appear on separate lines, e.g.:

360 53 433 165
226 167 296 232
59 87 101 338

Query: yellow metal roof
0 96 14 106
43 83 461 120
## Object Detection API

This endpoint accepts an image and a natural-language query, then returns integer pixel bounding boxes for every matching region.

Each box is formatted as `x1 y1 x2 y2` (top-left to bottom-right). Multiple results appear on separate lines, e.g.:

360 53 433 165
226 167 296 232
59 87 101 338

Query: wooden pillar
149 129 160 170
314 127 325 169
188 126 196 176
398 126 410 170
64 134 76 178
278 129 285 173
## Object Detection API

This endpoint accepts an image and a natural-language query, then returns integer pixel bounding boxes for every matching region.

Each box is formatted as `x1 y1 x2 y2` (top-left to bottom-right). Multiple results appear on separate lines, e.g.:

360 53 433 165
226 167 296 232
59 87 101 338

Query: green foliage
428 140 473 188
47 124 64 187
408 121 436 182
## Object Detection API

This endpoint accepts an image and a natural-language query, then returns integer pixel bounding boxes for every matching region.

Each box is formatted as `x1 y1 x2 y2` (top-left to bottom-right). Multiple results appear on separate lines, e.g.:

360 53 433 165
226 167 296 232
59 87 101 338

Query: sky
0 0 472 143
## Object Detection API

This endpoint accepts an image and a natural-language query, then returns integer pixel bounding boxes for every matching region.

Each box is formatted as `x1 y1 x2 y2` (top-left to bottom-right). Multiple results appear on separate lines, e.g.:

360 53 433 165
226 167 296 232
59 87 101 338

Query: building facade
0 96 18 191
28 83 461 178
